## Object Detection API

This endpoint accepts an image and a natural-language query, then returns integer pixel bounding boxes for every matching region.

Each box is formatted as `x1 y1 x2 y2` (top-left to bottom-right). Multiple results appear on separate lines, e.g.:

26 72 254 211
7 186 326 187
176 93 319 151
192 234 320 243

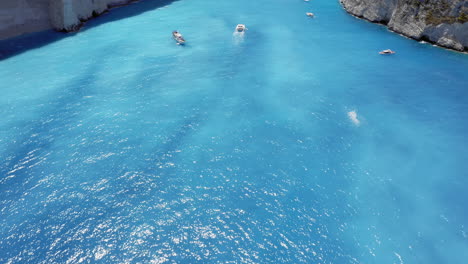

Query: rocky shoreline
340 0 468 52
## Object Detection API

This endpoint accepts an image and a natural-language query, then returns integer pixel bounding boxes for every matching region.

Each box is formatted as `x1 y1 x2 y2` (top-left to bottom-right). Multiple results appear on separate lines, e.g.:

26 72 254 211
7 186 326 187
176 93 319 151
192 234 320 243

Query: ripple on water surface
1 0 468 263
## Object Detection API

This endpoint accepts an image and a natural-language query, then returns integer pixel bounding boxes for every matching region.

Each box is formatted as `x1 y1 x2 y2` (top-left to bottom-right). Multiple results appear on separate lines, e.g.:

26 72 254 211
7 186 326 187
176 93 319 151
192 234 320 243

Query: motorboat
306 12 315 17
172 31 185 45
235 24 247 33
379 49 396 55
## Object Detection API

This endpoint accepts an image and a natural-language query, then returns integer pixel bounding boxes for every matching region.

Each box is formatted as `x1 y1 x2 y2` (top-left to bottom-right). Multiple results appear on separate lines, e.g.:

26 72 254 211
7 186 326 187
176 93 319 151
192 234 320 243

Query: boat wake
232 32 245 44
348 110 360 125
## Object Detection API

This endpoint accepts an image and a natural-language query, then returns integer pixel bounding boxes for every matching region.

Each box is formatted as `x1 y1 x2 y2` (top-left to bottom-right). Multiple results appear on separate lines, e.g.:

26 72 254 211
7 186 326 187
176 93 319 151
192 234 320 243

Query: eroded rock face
0 0 50 40
340 0 398 23
424 22 468 50
0 0 137 40
49 0 135 32
340 0 468 51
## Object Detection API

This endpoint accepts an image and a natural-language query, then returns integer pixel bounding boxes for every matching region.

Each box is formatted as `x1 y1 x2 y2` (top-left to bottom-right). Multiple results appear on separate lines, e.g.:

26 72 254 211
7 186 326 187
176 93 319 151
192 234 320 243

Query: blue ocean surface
1 0 468 263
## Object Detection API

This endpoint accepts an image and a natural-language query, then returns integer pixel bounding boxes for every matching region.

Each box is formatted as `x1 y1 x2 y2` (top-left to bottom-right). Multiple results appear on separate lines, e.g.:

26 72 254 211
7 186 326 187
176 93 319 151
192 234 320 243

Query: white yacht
235 24 247 33
379 49 396 55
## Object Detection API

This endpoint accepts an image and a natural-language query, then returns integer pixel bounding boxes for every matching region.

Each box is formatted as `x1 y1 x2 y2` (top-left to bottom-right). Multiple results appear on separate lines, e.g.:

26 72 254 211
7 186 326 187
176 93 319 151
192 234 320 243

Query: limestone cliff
49 0 135 32
0 0 50 40
0 0 136 40
340 0 468 51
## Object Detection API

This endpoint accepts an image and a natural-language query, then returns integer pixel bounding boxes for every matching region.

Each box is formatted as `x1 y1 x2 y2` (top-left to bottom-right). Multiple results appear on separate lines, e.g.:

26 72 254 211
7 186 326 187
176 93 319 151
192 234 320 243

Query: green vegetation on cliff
408 0 468 25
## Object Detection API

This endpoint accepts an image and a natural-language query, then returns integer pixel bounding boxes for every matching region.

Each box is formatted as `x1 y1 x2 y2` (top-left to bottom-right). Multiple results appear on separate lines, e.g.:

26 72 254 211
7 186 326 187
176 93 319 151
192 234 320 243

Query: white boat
379 49 395 55
235 24 247 32
306 12 314 17
172 31 185 45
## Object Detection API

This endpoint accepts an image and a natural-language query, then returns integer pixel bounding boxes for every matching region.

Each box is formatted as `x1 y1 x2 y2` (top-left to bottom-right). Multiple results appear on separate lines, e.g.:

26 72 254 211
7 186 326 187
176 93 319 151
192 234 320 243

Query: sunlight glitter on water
1 0 468 263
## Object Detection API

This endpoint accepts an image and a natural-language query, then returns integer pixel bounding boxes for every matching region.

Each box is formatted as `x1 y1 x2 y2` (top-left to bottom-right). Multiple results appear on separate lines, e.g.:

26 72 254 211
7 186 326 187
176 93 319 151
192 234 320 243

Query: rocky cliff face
340 0 468 51
0 0 50 40
49 0 135 32
0 0 136 40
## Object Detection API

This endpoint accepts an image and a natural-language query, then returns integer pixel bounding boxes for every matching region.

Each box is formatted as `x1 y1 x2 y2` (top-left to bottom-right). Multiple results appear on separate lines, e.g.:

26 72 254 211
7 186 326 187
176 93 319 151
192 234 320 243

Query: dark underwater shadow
0 0 179 60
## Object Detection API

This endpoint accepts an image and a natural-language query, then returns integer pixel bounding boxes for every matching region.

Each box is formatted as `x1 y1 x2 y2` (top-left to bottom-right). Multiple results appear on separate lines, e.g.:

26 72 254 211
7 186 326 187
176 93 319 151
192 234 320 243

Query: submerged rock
340 0 468 51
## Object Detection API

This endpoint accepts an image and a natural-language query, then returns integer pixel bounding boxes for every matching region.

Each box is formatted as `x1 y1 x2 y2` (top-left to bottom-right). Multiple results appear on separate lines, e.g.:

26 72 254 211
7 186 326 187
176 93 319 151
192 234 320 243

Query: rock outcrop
340 0 468 51
0 0 137 40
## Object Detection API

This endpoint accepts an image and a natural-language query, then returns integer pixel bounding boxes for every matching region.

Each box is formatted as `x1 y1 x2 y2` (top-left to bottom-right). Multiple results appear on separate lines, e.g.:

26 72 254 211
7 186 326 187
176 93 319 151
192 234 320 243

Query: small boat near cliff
235 24 247 33
173 31 185 45
379 49 395 55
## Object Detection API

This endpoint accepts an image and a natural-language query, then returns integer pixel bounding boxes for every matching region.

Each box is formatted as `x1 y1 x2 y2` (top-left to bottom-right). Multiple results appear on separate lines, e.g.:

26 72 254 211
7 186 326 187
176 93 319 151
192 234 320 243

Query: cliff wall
49 0 135 32
0 0 136 40
340 0 468 51
0 0 51 40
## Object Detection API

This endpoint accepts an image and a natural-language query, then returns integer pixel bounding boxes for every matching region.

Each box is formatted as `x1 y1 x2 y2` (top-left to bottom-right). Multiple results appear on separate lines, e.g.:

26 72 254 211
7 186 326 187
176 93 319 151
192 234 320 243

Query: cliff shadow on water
0 0 179 60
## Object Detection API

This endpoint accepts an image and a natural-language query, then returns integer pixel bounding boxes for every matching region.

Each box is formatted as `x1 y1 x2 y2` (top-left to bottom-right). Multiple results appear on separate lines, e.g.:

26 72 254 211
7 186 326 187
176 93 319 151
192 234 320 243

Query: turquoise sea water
1 0 468 263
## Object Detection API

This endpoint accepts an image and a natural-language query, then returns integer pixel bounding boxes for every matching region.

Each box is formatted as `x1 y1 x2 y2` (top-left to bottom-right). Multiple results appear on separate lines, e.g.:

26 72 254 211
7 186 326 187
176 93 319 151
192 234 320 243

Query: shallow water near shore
1 0 468 263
